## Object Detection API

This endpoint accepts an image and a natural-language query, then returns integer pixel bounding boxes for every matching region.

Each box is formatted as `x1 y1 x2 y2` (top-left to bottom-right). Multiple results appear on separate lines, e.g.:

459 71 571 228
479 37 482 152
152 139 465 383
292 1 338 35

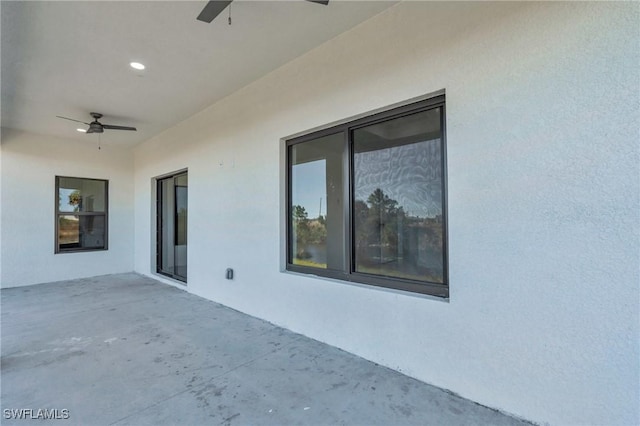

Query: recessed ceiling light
77 128 86 133
130 62 145 70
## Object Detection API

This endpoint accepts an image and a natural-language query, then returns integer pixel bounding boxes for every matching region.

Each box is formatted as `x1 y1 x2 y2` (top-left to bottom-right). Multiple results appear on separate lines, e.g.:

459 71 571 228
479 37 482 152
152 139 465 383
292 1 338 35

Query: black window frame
285 95 448 298
55 176 109 254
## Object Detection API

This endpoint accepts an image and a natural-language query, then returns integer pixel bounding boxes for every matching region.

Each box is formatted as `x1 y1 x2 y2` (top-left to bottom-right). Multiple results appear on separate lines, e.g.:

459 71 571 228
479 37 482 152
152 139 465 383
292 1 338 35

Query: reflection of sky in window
59 188 76 211
354 139 442 218
292 159 327 218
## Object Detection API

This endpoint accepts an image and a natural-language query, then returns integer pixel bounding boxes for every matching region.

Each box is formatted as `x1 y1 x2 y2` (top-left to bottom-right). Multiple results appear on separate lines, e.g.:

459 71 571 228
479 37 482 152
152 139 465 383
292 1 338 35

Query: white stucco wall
134 2 639 425
0 129 134 287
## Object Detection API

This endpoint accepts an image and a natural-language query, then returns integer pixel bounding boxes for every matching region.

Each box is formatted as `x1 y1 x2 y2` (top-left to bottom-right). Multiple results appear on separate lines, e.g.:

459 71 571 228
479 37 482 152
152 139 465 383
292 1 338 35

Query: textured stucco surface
1 1 637 425
133 2 639 425
0 130 134 287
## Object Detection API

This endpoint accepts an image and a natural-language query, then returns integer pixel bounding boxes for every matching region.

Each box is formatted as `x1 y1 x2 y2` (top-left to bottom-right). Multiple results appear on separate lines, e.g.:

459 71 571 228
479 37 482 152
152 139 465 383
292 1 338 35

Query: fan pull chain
98 133 101 150
228 3 232 25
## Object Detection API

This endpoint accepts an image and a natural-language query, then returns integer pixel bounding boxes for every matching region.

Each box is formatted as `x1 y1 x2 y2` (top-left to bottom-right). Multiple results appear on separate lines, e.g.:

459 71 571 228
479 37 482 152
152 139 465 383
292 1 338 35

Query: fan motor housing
87 122 104 133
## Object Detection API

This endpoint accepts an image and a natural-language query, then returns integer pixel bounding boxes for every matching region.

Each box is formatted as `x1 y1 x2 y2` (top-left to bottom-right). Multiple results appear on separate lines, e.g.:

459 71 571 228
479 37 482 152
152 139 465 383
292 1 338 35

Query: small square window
55 176 108 253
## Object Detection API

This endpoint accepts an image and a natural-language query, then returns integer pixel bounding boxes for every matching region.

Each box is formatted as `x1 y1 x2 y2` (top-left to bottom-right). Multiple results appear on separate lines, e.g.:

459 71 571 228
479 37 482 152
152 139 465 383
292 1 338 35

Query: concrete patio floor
1 273 532 425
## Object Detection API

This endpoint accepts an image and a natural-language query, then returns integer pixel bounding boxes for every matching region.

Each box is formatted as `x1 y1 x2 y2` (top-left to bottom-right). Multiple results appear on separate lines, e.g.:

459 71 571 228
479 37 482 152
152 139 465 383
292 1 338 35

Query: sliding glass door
157 172 188 282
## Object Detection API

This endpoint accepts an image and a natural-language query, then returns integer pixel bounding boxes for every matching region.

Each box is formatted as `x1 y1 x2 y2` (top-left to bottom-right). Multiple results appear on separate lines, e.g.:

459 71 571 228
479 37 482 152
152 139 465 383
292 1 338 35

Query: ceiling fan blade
56 116 89 125
197 0 233 23
306 0 329 5
102 124 137 131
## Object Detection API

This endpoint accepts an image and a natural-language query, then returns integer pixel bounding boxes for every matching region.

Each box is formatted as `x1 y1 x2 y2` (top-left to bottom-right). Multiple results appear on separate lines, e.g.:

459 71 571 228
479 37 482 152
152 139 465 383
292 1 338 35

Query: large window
286 95 447 297
55 176 108 253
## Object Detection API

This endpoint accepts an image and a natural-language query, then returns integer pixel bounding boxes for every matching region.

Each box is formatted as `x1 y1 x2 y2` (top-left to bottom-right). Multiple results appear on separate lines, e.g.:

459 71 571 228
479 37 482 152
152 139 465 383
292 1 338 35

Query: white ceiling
1 0 396 146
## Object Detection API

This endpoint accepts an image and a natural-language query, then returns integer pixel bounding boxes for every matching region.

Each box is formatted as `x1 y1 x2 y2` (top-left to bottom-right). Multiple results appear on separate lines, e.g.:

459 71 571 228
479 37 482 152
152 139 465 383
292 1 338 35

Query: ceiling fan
56 112 137 133
197 0 329 24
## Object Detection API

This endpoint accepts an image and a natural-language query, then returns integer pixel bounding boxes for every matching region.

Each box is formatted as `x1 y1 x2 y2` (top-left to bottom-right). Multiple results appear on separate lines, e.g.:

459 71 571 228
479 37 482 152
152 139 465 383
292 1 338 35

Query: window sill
283 266 449 302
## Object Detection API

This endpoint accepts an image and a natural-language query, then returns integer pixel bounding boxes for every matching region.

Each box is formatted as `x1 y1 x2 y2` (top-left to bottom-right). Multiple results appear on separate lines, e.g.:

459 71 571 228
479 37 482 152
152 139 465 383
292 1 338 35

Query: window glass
353 108 444 283
175 175 188 246
56 176 108 253
157 172 188 282
289 133 345 270
285 96 447 297
58 215 106 250
58 177 106 212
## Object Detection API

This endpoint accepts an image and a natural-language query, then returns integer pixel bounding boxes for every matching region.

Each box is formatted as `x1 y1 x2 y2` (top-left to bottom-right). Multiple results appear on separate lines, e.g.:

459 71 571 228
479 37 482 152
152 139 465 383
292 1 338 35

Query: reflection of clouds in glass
292 159 327 218
354 139 442 218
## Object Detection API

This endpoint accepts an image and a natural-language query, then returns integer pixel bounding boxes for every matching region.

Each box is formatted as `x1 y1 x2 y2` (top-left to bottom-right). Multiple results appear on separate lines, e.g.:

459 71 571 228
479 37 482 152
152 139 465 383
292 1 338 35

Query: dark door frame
156 171 188 283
